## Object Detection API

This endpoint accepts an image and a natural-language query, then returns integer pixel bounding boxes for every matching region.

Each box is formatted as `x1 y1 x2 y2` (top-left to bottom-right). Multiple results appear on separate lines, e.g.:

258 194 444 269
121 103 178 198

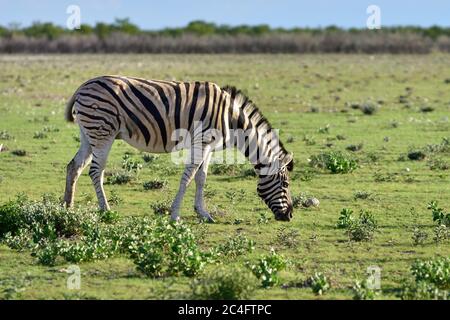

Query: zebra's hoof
199 214 215 223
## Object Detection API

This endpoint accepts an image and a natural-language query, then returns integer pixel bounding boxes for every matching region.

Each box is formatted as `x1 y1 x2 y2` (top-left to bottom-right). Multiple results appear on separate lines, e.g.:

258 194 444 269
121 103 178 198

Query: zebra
64 76 294 222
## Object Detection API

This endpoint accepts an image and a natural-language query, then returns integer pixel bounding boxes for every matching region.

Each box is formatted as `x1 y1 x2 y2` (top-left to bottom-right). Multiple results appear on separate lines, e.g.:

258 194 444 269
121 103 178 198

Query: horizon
1 0 449 30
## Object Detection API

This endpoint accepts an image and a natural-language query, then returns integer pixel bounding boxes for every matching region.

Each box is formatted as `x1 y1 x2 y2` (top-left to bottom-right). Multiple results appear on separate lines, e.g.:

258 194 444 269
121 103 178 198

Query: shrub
407 149 427 161
309 151 357 174
122 154 142 173
352 280 376 300
411 227 428 246
275 226 300 249
336 208 354 229
150 199 171 215
211 163 241 176
143 179 168 190
399 280 449 300
360 101 379 115
214 234 255 259
246 249 286 288
433 225 448 243
190 267 256 300
346 143 363 152
428 201 450 227
346 210 378 242
411 257 450 289
353 191 373 200
128 218 207 277
33 131 47 139
308 272 330 295
0 130 13 140
142 153 158 163
427 158 449 170
106 170 134 185
11 149 27 157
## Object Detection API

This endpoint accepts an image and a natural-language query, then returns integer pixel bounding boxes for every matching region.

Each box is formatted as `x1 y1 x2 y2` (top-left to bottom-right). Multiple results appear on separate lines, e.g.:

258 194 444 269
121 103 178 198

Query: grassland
0 54 449 299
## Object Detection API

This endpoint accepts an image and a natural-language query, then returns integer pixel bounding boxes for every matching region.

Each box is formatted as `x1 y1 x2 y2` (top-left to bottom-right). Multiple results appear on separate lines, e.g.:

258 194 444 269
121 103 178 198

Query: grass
0 54 449 299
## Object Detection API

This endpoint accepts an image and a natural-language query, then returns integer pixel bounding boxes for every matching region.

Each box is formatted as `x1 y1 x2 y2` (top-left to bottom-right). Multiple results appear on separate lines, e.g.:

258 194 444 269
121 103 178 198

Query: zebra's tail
65 91 77 122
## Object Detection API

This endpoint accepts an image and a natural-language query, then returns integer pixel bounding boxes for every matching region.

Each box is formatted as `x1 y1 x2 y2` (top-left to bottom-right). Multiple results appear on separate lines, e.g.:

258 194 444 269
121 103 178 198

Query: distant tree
23 22 64 39
186 20 216 35
112 18 140 34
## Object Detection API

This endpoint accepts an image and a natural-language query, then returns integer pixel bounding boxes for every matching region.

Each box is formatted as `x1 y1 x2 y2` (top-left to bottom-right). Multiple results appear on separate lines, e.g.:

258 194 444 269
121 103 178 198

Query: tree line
1 19 449 53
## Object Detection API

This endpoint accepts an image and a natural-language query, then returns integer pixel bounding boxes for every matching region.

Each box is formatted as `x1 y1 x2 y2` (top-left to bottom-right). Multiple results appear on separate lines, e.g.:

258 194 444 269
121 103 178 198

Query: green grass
0 54 449 299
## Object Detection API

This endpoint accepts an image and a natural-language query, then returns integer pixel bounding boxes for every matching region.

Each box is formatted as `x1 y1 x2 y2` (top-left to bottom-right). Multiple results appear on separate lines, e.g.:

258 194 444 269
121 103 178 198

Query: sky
0 0 449 29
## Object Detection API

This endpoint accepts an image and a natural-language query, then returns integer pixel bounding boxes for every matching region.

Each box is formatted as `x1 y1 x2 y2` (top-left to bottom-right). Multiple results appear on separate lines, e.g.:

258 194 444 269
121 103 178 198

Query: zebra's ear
282 153 294 172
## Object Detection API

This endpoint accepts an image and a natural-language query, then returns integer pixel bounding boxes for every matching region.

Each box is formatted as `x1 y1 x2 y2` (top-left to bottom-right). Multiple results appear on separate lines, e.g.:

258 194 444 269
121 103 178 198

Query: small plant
352 280 376 300
190 267 256 300
411 227 428 246
317 124 330 134
345 210 378 242
98 210 120 224
0 130 13 140
275 226 299 249
106 171 133 185
308 272 330 295
302 135 316 146
214 234 255 259
11 149 27 157
336 208 354 229
142 153 158 163
286 136 295 143
433 225 448 243
225 189 245 204
143 179 168 190
150 199 171 215
398 280 449 300
406 149 426 161
309 151 357 174
428 201 450 227
108 190 122 206
122 154 142 173
353 191 373 200
246 249 286 288
211 163 241 176
257 212 270 224
346 143 363 152
33 131 47 139
427 158 449 170
360 101 379 115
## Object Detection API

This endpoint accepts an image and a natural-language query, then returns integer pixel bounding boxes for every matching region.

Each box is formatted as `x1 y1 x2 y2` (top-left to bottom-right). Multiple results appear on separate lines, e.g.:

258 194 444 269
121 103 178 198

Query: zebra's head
257 153 294 221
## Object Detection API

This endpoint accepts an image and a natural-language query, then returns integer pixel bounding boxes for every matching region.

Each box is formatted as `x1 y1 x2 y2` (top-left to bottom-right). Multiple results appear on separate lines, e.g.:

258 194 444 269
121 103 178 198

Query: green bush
309 151 357 174
428 201 450 227
352 280 376 300
106 171 134 185
150 199 172 215
308 272 330 295
345 210 378 242
398 280 449 300
191 267 257 300
213 234 255 259
336 208 354 229
411 257 450 289
246 249 286 288
143 179 168 190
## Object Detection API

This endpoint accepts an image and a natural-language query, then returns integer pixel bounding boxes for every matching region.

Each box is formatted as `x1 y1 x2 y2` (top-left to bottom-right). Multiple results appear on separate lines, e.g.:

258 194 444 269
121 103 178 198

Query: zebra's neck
224 86 288 175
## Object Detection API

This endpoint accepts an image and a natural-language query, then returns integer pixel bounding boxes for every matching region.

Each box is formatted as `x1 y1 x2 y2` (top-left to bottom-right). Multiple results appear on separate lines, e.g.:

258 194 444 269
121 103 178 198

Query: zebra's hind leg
194 151 214 223
89 139 114 211
64 130 93 208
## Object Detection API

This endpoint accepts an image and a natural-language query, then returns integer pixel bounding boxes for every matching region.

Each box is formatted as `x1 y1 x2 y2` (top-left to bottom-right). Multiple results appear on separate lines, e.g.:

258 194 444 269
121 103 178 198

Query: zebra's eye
282 181 289 188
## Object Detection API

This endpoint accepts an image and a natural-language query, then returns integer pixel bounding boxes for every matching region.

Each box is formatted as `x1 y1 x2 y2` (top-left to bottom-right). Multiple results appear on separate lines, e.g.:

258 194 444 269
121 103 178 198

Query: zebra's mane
221 85 289 157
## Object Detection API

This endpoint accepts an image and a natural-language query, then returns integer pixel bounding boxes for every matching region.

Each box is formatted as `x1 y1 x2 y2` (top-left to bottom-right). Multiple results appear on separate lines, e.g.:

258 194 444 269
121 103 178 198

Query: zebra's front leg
171 144 211 221
194 151 214 222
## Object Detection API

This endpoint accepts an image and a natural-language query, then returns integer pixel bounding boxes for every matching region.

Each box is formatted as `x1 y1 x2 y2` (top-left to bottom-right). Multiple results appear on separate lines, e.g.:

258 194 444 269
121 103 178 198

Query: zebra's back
69 75 230 153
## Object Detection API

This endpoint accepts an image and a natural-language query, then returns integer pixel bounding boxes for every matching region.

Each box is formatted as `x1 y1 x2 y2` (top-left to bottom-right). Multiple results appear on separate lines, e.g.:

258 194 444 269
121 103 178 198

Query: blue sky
1 0 449 29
